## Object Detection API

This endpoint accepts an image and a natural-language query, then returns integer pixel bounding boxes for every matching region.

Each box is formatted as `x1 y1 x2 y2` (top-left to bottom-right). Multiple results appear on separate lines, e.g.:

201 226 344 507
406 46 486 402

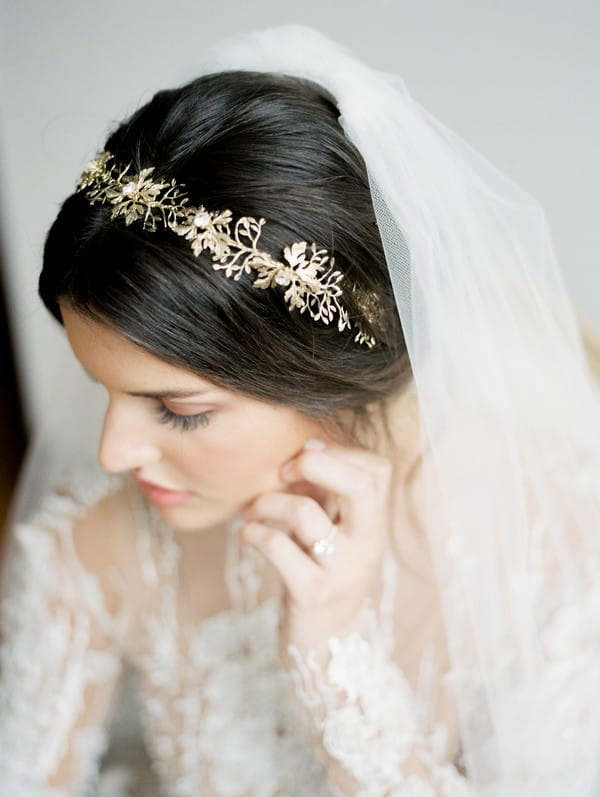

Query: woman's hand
240 437 395 659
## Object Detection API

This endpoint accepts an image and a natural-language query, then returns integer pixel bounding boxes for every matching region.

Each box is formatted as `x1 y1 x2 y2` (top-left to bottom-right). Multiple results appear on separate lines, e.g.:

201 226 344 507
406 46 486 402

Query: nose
98 400 161 474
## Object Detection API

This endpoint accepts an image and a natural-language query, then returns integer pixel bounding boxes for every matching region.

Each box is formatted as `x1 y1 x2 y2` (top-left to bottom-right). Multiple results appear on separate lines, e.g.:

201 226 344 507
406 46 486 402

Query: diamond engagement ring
311 523 338 558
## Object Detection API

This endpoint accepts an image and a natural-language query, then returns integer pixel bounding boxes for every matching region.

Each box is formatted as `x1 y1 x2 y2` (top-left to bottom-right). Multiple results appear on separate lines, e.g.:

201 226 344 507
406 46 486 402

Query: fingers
241 520 324 601
280 441 393 539
242 492 348 566
241 439 393 604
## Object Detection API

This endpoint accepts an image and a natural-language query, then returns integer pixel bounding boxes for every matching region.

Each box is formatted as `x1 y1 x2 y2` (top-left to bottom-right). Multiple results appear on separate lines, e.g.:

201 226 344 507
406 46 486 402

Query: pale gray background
1 0 599 432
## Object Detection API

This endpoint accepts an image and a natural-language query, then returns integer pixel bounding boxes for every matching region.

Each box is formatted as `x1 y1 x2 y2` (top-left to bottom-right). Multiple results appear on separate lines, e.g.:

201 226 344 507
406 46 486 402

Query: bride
2 25 600 797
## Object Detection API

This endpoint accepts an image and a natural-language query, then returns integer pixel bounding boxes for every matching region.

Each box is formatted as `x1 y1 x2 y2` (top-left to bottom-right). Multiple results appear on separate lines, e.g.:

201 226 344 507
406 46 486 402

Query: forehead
60 305 220 393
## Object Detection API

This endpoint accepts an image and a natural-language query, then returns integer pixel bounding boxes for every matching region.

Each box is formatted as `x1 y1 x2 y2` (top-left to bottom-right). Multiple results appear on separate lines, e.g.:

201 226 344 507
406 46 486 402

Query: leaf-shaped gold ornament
75 151 378 346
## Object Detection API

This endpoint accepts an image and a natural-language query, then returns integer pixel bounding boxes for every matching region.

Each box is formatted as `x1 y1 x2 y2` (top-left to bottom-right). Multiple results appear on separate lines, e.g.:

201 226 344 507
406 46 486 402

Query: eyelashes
155 403 211 432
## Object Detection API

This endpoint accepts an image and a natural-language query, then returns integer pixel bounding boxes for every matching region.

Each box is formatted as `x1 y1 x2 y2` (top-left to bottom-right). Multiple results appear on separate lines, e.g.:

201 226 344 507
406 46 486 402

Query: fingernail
304 438 326 451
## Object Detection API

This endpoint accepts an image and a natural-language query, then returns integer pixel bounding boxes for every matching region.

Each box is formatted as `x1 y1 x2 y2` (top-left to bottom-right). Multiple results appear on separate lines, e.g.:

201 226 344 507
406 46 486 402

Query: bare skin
62 305 460 782
61 305 424 535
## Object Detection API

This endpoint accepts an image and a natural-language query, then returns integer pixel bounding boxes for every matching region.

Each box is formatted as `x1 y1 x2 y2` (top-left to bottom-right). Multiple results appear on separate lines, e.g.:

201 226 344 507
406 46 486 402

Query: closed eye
155 403 211 432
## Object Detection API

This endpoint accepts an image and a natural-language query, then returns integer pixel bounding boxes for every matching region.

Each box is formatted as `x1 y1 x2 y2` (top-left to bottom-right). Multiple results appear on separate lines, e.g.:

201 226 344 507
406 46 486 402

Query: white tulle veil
10 23 600 794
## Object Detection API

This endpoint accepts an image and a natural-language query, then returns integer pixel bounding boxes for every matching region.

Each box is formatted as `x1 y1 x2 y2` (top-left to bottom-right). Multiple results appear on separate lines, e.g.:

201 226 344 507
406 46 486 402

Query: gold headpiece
76 151 380 347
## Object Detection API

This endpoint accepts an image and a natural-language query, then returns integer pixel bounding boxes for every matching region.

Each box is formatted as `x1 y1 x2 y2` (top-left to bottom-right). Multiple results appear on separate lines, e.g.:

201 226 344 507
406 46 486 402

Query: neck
377 383 423 486
335 381 423 487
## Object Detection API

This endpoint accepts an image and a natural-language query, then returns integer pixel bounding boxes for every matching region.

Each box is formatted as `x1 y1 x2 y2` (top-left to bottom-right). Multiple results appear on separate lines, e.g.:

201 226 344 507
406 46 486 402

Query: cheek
168 411 314 489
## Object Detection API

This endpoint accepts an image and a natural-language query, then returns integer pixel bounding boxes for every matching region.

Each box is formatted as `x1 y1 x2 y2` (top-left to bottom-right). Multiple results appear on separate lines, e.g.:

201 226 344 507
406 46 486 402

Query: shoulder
2 467 143 618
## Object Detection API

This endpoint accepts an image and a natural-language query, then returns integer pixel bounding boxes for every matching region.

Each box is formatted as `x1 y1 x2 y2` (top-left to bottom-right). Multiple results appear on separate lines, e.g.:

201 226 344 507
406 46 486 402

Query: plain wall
1 0 599 432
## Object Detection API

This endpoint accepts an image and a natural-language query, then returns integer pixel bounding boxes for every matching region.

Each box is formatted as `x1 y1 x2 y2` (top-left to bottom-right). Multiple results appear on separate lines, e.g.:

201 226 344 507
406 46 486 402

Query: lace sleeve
0 473 132 796
286 557 474 797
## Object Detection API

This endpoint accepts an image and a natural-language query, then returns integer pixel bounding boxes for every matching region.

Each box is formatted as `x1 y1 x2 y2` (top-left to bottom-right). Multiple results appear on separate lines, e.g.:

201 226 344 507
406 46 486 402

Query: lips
136 476 186 492
135 477 194 507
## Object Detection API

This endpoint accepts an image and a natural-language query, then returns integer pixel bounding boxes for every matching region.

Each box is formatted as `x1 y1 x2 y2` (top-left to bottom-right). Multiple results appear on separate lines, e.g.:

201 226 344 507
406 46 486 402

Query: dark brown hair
39 70 412 445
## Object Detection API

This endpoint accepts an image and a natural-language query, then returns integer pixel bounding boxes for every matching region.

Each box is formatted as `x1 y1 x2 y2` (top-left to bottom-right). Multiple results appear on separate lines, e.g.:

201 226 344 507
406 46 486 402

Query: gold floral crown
76 151 381 347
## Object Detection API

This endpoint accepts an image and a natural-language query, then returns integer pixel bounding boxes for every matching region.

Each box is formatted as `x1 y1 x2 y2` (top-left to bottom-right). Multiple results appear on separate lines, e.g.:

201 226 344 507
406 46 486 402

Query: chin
152 498 242 533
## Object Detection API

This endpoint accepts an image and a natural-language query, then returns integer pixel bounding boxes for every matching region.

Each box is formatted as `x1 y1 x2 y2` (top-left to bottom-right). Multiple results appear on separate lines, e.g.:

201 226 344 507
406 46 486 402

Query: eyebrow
125 388 210 400
83 371 212 400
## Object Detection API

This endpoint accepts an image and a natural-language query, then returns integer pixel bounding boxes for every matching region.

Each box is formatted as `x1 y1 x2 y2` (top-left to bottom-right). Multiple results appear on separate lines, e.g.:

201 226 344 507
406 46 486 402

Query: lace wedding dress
1 453 599 796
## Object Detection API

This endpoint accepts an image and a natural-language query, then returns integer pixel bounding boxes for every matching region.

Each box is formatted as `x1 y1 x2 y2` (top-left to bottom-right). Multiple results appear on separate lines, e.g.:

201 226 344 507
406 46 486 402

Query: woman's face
62 306 340 532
